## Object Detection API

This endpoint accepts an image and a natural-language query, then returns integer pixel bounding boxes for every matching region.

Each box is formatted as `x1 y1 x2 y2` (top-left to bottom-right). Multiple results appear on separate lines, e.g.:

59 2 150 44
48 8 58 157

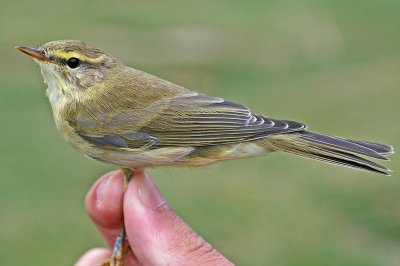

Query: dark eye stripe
59 58 67 65
49 55 106 68
48 56 85 67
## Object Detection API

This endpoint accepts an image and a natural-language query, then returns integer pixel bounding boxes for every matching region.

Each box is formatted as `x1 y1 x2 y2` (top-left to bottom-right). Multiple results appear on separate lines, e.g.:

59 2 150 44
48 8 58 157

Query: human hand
75 170 233 266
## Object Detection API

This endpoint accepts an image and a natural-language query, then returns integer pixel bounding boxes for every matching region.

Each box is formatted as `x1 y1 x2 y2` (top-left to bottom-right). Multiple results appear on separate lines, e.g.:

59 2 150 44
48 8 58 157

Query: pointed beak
16 46 48 62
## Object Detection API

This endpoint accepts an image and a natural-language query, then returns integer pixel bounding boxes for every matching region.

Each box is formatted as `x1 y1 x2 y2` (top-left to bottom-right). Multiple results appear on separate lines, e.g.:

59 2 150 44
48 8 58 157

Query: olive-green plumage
17 40 394 174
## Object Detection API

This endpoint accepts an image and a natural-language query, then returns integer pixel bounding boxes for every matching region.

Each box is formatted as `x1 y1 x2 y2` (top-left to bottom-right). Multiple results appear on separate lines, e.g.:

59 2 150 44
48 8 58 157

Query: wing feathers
71 93 306 149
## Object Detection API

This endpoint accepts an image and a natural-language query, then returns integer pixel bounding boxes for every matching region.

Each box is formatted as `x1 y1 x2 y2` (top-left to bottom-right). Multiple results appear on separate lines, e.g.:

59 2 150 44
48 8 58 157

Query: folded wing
69 93 306 149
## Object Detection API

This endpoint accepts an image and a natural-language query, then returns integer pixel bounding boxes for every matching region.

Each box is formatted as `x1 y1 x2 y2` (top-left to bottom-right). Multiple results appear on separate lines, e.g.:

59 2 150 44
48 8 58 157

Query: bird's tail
264 131 394 175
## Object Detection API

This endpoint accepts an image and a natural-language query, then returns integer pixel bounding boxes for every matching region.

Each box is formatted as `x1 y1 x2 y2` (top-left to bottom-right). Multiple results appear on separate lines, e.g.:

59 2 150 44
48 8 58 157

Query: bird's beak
16 46 48 62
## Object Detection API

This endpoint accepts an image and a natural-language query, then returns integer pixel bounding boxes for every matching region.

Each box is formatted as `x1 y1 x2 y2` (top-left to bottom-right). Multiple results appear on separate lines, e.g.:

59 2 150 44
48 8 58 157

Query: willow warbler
17 40 393 265
17 40 393 175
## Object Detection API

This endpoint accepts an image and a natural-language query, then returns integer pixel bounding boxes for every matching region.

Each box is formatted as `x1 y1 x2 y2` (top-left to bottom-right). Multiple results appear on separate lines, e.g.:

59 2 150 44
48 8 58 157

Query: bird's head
17 40 119 103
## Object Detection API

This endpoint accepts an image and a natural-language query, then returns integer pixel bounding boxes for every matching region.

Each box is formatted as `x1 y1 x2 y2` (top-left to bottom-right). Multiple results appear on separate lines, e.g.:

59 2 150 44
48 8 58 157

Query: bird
16 40 394 265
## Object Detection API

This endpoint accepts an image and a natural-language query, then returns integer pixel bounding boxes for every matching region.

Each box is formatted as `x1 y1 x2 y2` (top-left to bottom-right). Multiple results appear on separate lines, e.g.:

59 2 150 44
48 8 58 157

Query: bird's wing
142 93 306 147
70 93 306 149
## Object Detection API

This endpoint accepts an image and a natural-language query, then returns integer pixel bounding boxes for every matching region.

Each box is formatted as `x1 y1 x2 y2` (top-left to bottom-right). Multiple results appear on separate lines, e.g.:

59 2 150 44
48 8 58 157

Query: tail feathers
267 131 394 175
346 139 394 156
299 131 392 160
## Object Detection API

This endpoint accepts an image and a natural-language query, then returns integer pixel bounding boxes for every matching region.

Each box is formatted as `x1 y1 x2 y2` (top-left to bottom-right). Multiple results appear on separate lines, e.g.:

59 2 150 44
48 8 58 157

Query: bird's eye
67 57 80 68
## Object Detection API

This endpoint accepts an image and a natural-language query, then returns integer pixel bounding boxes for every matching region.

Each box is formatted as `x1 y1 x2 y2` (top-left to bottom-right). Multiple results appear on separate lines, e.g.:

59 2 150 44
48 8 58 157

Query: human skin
75 171 233 266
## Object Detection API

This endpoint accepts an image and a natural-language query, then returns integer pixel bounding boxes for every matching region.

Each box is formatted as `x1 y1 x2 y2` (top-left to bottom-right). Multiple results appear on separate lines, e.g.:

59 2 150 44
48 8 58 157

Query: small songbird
17 40 394 265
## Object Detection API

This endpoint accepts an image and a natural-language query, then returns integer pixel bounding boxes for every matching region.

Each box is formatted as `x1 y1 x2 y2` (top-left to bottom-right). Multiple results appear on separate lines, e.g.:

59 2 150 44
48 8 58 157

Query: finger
124 172 233 266
85 170 124 248
75 248 110 266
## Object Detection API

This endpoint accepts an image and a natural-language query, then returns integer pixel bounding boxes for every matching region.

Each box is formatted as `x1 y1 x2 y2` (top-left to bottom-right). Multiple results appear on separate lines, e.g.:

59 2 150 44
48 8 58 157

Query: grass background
1 0 399 265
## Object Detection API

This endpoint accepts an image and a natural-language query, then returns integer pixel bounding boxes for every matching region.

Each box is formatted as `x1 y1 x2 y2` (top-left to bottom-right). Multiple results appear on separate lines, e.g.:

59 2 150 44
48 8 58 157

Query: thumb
124 172 233 266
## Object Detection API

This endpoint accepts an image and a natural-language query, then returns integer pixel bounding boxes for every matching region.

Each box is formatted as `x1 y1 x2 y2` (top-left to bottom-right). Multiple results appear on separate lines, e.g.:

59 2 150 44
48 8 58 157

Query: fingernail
137 173 166 209
97 171 119 202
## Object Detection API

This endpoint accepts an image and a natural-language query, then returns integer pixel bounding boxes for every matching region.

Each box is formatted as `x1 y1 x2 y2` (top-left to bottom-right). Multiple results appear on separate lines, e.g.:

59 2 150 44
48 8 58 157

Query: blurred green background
1 1 399 265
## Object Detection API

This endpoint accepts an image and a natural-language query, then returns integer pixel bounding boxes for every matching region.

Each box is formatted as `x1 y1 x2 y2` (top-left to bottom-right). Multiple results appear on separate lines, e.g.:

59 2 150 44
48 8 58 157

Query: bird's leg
122 168 133 191
102 168 133 266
